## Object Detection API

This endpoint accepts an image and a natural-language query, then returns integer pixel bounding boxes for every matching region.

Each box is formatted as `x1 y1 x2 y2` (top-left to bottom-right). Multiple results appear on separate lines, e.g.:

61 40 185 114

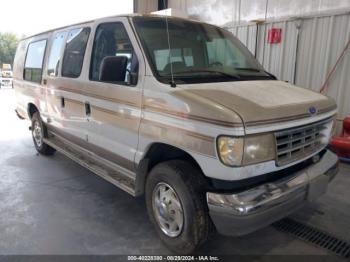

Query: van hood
182 80 336 127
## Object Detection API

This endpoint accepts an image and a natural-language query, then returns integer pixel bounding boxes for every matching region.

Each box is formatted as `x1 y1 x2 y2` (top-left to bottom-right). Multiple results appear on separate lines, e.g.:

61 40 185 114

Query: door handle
85 102 91 116
42 79 47 85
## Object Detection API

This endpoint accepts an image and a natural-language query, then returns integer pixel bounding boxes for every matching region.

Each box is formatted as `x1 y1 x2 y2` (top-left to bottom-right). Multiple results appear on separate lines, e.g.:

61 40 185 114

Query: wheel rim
33 120 43 148
152 182 184 237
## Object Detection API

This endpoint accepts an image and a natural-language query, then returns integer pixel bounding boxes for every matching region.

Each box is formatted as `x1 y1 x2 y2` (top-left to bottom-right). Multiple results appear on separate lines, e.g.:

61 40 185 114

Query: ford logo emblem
309 106 317 115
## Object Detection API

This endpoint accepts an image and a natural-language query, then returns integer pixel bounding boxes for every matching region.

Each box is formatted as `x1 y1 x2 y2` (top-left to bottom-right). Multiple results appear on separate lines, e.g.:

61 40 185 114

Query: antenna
163 2 176 87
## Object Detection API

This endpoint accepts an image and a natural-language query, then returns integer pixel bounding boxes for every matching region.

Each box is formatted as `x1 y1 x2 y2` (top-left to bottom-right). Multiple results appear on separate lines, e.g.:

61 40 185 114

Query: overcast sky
0 0 133 37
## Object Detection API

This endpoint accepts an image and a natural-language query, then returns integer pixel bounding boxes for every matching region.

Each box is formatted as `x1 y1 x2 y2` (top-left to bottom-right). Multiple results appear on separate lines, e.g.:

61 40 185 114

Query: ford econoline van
13 14 339 253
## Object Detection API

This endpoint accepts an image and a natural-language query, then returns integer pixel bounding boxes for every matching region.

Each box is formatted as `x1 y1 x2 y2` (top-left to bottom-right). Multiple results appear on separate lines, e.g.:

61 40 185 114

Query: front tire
145 160 212 254
31 112 56 156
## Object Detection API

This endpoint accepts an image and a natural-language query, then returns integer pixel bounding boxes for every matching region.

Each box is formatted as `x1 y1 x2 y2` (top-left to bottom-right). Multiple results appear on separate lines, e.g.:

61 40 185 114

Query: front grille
275 118 331 166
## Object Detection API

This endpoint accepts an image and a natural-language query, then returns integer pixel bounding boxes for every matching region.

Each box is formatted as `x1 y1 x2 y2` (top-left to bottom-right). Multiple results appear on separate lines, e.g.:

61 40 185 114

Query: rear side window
24 39 47 83
47 32 67 77
61 28 90 78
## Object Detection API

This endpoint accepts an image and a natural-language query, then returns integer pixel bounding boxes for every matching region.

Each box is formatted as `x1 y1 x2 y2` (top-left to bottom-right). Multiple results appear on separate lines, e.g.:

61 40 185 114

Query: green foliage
0 32 19 67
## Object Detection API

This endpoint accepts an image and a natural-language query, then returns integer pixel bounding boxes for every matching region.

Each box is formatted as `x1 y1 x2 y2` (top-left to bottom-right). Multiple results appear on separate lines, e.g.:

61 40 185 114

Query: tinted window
62 28 90 78
90 22 138 84
24 39 47 83
47 32 67 77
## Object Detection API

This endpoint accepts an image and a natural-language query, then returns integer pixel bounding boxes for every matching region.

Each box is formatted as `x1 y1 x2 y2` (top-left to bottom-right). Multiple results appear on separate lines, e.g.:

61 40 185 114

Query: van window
47 32 67 77
24 39 47 83
90 22 138 84
62 28 90 78
206 39 248 68
154 48 194 71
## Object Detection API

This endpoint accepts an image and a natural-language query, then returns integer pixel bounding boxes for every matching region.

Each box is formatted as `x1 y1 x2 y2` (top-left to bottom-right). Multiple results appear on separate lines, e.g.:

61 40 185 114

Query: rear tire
145 160 213 254
31 112 56 156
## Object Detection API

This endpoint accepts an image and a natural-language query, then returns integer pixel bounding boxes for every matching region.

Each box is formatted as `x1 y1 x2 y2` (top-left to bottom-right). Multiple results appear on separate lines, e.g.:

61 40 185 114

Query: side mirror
99 56 128 82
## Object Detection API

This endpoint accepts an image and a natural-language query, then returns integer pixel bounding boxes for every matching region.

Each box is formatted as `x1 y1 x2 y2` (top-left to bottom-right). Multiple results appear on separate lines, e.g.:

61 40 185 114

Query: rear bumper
207 150 339 236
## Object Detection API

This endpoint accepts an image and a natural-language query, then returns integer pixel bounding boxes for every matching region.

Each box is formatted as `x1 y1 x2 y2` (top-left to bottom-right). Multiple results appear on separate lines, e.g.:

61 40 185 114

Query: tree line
0 33 20 68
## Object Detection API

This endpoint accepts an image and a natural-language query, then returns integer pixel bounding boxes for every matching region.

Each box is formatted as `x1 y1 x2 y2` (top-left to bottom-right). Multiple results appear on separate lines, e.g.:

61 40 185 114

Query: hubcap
152 182 184 237
33 120 43 148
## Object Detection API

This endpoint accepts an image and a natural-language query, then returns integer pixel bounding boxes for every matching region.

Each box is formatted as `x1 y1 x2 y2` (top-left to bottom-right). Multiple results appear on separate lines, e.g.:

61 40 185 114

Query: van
13 14 339 253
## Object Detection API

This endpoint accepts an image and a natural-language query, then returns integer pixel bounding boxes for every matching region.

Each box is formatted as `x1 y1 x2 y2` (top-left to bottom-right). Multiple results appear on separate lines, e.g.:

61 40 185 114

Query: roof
21 13 206 41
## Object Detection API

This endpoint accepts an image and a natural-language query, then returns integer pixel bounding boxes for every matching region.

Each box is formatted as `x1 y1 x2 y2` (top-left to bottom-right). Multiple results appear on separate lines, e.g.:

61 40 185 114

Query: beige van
13 14 339 253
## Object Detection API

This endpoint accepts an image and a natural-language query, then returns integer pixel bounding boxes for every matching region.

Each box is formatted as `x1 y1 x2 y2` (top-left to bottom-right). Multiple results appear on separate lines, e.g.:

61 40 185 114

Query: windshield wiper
235 68 277 80
170 69 240 80
235 67 262 72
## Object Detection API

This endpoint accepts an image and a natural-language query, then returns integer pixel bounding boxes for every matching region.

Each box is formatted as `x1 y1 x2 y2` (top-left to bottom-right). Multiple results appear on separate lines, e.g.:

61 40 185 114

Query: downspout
158 0 168 10
293 20 302 85
260 0 269 66
133 0 137 13
255 23 259 58
253 20 265 58
238 0 241 25
264 0 269 21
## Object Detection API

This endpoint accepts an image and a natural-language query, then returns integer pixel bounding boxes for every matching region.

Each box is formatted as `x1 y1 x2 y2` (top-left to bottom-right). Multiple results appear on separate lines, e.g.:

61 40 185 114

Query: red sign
267 28 282 44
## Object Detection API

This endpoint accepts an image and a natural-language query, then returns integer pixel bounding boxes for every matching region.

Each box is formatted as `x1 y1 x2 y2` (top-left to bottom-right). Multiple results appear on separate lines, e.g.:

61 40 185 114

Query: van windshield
132 16 272 84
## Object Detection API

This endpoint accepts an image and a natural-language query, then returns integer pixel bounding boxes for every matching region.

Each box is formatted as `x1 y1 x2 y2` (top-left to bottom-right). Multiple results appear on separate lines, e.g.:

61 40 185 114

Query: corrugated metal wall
167 0 350 25
229 12 350 123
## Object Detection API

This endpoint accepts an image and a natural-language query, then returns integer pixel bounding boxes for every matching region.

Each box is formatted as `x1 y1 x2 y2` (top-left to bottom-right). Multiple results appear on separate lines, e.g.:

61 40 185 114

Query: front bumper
207 149 339 236
0 78 12 86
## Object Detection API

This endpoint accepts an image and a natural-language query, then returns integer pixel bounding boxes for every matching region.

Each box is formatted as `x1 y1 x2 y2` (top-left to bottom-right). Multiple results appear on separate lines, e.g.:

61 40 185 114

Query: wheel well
134 143 208 196
27 103 38 119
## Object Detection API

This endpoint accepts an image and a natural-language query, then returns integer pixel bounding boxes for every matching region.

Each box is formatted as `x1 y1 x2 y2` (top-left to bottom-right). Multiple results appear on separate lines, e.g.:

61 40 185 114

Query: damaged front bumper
207 149 339 236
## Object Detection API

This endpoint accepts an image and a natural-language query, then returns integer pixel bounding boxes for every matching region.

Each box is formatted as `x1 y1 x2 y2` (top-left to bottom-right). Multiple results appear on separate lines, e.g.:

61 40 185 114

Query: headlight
243 134 275 165
217 136 244 166
217 134 275 167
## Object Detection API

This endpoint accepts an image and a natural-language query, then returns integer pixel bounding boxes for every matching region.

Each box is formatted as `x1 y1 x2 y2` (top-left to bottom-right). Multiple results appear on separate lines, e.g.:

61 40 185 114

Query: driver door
82 19 144 173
